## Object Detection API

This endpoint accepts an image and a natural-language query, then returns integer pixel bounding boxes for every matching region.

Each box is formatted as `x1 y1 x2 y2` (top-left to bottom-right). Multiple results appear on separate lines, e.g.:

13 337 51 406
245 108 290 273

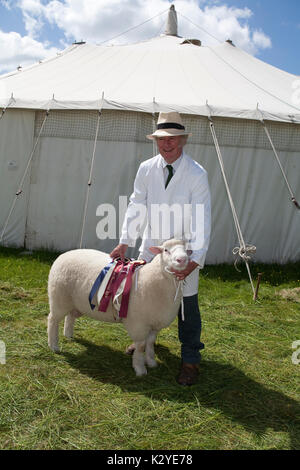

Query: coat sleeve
188 169 211 268
119 163 148 247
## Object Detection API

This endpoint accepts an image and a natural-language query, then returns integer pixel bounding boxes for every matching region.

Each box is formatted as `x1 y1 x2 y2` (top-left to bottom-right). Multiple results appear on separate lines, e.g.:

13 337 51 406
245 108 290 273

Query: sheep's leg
64 310 82 338
132 341 147 376
48 311 64 352
145 330 158 368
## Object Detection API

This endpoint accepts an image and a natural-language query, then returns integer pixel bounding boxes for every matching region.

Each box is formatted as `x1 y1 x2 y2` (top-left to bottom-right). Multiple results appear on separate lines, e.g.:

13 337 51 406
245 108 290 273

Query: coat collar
156 151 187 168
156 152 188 190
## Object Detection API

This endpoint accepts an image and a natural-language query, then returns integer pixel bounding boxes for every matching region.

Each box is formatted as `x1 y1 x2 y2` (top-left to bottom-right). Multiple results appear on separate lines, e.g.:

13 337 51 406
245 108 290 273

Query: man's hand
109 243 128 260
172 260 198 281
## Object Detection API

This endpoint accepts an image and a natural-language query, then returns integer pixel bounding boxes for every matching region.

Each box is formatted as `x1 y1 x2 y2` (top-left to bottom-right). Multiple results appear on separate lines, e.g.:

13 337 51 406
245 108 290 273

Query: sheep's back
48 249 113 316
49 249 111 286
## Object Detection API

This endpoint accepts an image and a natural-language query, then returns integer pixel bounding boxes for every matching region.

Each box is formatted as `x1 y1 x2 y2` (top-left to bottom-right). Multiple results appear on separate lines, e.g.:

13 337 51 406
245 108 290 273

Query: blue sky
0 0 299 75
221 0 300 75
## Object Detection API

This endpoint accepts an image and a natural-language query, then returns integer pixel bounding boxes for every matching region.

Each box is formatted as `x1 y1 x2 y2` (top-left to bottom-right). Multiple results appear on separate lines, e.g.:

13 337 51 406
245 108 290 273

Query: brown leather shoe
176 362 199 386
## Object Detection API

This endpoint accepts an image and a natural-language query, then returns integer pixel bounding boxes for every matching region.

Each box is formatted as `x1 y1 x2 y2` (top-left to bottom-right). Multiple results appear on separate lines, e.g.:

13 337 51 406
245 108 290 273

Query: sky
0 0 299 76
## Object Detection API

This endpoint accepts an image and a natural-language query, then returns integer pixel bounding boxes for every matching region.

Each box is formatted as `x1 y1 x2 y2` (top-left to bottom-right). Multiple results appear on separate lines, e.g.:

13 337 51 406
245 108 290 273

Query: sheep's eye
164 248 169 254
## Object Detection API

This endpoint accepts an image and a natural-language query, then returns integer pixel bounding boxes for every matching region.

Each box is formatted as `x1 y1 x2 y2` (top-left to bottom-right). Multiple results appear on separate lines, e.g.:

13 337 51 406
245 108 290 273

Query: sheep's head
149 239 191 272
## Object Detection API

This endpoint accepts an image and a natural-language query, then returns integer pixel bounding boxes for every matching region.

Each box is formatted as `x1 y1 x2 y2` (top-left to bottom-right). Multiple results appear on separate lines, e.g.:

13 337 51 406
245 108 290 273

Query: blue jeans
178 294 204 364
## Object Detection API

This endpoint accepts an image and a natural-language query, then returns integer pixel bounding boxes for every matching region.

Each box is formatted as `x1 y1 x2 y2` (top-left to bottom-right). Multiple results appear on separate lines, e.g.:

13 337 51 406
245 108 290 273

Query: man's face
156 136 184 163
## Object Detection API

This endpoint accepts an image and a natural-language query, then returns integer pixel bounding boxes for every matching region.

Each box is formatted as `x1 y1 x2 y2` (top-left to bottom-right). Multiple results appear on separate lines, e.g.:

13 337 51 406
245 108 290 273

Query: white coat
120 151 211 296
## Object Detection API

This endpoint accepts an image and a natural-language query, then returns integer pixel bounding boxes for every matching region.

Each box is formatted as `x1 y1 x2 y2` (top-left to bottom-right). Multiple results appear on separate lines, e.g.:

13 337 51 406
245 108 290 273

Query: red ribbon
98 259 146 317
118 262 138 318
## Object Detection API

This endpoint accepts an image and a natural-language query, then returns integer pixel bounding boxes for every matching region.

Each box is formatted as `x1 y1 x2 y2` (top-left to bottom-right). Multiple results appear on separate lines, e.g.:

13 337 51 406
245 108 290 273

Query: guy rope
207 111 256 298
79 93 104 248
259 115 300 210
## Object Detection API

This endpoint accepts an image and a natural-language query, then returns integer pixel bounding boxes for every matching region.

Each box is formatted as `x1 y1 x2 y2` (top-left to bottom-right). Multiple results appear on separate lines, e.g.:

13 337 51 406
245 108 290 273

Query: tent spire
165 5 178 36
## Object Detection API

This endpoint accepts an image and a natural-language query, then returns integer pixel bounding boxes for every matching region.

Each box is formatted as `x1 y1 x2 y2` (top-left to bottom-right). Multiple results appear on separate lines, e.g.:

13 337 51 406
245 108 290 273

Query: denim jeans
178 294 204 364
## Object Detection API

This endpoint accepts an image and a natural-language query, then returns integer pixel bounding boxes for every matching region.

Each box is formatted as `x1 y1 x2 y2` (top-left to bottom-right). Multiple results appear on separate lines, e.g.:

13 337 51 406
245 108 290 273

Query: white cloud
16 0 45 37
0 0 13 9
172 2 271 55
252 30 272 50
40 0 170 43
0 29 59 74
0 0 272 74
14 0 273 51
22 12 44 38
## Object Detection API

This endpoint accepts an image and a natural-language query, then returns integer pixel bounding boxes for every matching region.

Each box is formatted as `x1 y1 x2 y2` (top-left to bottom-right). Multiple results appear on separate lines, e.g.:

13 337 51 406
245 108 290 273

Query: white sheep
47 238 189 376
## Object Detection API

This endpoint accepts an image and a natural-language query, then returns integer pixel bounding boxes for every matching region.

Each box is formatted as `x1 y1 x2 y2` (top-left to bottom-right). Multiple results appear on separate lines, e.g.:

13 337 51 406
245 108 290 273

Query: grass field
0 246 299 450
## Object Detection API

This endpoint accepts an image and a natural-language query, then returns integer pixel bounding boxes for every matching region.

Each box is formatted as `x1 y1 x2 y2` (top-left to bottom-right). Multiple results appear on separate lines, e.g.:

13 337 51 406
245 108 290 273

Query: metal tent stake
253 273 262 301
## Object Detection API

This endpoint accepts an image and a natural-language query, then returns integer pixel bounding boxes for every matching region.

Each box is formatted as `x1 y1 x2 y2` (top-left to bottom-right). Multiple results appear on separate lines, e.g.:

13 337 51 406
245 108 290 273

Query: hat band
157 122 185 130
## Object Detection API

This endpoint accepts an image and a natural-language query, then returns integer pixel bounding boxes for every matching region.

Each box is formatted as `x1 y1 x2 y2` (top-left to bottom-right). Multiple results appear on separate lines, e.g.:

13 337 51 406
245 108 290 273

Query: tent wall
188 143 300 264
25 137 149 253
0 109 299 263
0 109 35 247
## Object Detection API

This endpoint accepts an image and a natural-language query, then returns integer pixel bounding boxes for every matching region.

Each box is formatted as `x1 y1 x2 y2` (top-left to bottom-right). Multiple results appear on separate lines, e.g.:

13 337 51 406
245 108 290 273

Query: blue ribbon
89 260 115 310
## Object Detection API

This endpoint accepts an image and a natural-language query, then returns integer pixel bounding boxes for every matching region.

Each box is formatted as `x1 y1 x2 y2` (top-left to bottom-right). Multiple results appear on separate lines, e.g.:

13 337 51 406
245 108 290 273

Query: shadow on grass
62 338 300 450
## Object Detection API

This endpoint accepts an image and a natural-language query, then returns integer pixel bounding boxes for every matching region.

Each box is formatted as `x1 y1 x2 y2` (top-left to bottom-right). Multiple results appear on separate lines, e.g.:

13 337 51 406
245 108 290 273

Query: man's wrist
189 260 199 269
119 238 135 247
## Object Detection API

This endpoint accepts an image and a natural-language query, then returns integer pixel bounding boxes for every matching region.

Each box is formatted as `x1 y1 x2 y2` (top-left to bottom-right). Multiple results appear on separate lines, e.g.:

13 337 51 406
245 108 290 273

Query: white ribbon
96 260 117 306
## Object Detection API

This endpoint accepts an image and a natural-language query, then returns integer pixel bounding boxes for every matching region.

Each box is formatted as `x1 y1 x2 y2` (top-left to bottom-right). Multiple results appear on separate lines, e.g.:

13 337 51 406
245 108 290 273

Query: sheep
47 238 189 376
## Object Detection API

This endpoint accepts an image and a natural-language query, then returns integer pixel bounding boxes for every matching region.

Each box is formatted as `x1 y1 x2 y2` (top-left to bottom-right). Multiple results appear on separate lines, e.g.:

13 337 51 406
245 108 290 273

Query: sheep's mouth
172 261 188 271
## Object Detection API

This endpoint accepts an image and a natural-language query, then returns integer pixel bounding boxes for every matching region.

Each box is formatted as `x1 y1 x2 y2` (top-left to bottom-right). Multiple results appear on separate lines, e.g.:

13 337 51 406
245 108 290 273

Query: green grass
0 246 299 450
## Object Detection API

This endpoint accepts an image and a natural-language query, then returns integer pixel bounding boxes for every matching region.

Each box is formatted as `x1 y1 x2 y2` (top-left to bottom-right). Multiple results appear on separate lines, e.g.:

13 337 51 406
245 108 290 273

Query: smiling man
110 112 211 385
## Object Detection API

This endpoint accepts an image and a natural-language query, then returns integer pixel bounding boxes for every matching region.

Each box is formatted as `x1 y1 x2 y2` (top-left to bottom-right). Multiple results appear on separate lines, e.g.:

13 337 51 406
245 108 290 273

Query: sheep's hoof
64 334 74 340
134 366 148 376
125 344 135 355
146 358 157 368
49 345 60 353
64 332 73 338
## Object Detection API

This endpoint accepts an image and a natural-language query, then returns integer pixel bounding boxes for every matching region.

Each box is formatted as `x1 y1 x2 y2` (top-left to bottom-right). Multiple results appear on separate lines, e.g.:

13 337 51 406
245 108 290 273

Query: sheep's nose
176 257 186 264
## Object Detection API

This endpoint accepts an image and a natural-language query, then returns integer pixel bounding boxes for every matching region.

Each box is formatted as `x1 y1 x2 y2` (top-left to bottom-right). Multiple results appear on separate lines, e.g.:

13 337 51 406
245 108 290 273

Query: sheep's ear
187 249 193 256
149 246 163 255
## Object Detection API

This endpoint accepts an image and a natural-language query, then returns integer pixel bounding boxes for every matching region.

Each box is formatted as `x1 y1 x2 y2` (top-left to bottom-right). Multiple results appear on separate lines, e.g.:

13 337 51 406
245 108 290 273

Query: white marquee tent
0 6 299 265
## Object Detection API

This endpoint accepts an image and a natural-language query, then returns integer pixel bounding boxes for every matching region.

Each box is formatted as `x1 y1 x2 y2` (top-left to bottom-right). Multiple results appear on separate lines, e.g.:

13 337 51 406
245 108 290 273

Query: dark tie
165 164 173 188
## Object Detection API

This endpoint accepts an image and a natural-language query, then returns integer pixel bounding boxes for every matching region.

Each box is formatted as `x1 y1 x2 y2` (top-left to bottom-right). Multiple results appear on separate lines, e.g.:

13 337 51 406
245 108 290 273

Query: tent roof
0 32 299 123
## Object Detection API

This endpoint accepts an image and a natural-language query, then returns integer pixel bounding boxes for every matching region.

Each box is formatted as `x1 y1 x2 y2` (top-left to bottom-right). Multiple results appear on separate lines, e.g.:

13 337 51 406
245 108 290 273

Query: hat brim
146 129 192 140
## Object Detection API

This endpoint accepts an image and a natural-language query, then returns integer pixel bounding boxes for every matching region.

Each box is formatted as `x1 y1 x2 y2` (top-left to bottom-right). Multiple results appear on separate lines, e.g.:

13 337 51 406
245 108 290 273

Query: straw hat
147 112 192 140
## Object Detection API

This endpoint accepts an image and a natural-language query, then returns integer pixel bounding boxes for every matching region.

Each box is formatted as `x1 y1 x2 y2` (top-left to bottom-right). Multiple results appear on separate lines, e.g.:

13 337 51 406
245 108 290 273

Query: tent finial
165 5 178 36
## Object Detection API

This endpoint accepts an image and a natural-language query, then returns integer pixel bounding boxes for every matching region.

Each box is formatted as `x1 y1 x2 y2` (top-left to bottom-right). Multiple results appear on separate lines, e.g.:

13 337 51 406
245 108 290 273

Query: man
110 112 211 385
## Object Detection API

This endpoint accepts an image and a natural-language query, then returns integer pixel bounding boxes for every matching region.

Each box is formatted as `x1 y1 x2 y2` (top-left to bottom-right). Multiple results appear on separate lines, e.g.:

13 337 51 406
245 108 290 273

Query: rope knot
233 244 256 271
